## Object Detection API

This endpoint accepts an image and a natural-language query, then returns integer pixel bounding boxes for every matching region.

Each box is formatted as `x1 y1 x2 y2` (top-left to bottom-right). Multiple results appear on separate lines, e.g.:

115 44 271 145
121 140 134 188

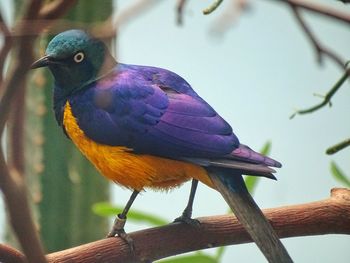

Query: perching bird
32 30 292 262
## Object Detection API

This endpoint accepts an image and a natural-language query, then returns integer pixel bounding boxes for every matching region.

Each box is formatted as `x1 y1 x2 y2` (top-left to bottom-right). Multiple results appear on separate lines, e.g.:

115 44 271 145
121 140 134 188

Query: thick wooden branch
40 188 350 263
0 244 26 263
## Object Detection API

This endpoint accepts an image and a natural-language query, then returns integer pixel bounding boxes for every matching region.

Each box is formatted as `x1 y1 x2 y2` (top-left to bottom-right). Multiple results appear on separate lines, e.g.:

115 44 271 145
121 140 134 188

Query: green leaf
331 161 350 188
214 246 226 261
92 202 168 226
259 141 272 156
159 254 218 263
245 141 272 194
245 176 259 194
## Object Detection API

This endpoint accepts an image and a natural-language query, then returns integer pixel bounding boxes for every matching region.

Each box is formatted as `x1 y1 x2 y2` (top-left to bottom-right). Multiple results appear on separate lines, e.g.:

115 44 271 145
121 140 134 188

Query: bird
31 29 292 262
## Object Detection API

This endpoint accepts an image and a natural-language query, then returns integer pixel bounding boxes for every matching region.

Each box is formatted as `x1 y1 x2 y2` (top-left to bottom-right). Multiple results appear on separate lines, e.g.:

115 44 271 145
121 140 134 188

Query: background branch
41 188 350 263
327 138 350 155
0 11 12 87
176 0 187 25
0 1 77 262
271 0 350 24
290 65 350 118
209 0 249 35
290 6 346 69
203 0 224 15
0 243 26 263
38 0 77 20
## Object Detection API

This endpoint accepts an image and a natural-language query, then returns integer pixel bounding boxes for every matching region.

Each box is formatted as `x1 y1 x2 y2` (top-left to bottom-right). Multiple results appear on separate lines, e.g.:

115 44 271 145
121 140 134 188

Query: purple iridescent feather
56 63 281 177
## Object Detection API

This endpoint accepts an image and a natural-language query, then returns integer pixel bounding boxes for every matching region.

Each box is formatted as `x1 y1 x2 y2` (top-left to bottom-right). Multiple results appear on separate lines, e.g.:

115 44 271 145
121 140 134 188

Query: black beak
31 55 51 69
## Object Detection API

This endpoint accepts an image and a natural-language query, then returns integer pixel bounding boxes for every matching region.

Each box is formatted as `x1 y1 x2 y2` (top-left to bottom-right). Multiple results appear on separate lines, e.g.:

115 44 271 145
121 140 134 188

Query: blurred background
0 0 349 262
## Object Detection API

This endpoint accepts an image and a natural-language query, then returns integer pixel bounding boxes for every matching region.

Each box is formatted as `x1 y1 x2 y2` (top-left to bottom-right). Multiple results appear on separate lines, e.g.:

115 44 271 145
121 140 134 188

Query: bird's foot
107 214 134 252
174 212 200 227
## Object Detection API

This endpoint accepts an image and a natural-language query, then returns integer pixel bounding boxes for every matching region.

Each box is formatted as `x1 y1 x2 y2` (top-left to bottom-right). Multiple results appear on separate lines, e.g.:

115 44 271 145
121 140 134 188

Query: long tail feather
207 168 293 263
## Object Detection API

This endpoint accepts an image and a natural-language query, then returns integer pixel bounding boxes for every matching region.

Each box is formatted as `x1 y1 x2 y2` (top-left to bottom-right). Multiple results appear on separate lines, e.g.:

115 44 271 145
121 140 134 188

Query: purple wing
68 63 281 175
69 64 239 158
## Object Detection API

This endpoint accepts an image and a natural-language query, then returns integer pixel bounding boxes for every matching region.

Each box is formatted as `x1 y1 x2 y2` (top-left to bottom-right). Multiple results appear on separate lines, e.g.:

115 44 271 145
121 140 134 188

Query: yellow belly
63 102 213 191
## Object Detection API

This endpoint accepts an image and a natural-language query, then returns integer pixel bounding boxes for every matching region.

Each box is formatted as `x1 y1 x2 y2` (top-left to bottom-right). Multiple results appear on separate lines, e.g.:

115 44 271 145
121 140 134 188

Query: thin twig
203 0 224 15
290 64 350 119
270 0 350 25
176 0 187 25
209 0 249 35
326 138 350 155
290 6 346 69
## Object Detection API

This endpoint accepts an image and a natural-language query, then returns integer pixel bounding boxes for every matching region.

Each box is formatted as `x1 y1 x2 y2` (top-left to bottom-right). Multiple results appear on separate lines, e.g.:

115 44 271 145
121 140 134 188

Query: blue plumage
66 63 238 158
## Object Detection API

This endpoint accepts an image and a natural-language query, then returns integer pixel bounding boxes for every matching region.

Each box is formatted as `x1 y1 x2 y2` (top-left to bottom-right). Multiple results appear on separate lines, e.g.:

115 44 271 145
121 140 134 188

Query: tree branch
43 188 350 263
8 78 26 174
285 3 350 151
290 64 350 118
0 1 76 262
271 0 350 25
0 243 26 263
290 6 346 69
327 137 350 155
203 0 224 15
209 0 249 35
0 153 46 263
0 11 12 87
176 0 187 25
38 0 77 20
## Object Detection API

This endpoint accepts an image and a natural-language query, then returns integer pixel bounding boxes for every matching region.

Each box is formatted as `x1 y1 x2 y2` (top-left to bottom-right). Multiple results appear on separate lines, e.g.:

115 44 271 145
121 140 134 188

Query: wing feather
68 64 281 176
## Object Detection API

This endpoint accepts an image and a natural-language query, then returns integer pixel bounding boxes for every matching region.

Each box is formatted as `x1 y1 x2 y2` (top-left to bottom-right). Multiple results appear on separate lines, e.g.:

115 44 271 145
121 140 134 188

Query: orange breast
62 102 213 191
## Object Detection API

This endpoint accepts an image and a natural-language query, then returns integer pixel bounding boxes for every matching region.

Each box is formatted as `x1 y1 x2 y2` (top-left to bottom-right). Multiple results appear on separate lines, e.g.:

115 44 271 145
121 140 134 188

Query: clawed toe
112 229 135 252
174 215 200 227
107 215 135 251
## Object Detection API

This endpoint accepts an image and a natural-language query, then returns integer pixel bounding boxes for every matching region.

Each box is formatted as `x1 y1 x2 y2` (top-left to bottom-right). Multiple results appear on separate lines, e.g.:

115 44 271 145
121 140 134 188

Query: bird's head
32 29 116 93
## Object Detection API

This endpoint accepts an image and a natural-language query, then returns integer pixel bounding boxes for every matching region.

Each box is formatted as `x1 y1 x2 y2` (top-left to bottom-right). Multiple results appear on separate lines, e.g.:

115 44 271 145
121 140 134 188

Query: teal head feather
32 29 116 93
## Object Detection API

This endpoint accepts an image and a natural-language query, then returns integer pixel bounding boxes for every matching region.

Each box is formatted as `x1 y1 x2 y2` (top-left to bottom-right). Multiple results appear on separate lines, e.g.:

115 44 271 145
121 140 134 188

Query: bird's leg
107 190 139 249
174 179 200 226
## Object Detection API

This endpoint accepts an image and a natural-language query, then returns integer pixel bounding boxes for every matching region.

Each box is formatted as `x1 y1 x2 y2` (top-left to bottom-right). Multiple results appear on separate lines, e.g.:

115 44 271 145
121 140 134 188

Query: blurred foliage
24 1 113 252
330 161 350 188
92 202 168 226
245 141 271 194
160 253 218 263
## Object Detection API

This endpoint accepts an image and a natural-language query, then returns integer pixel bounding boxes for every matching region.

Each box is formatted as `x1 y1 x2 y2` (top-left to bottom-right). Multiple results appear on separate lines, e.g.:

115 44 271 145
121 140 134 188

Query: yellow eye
74 52 84 63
